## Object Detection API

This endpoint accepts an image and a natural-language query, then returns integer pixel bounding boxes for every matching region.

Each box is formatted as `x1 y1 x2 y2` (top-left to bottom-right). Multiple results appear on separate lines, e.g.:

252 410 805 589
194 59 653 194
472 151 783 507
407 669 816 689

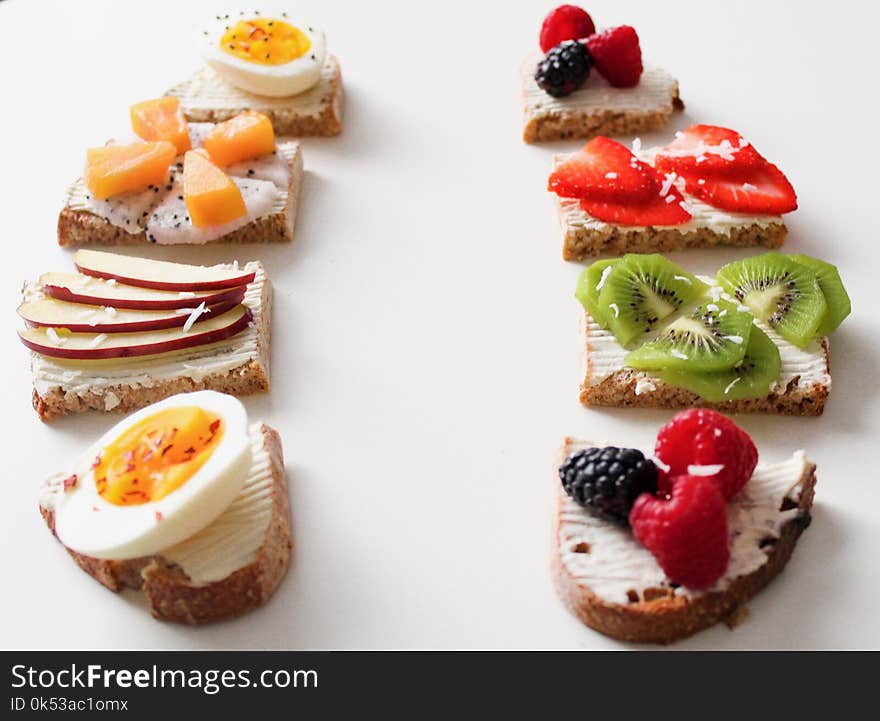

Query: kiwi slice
790 254 851 335
575 259 619 327
624 298 753 372
657 324 781 402
715 253 827 348
597 254 708 346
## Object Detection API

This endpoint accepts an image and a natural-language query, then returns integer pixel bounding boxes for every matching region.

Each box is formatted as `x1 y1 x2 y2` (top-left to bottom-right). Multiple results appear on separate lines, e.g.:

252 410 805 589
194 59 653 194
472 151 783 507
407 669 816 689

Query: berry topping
535 40 593 98
579 184 691 226
677 161 798 215
630 474 730 589
654 409 758 500
653 125 765 178
549 136 659 202
539 5 597 53
584 25 643 88
560 446 658 526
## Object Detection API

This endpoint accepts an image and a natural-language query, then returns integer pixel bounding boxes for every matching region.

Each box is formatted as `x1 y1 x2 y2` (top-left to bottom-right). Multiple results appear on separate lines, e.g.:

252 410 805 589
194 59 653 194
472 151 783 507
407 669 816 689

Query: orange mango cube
183 150 247 227
130 97 192 154
85 141 177 200
203 111 276 166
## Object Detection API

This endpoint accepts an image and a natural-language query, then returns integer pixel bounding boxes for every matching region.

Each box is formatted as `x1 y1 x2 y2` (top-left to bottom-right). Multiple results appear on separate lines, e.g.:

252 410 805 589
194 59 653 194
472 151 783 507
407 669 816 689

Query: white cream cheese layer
40 423 275 586
65 143 296 239
522 54 679 117
582 277 831 396
558 441 812 604
554 146 782 236
27 262 266 399
168 58 338 118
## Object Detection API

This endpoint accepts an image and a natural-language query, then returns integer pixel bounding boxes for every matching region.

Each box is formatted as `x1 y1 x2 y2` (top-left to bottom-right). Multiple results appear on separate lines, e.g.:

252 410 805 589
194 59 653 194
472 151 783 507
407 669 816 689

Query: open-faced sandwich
18 251 271 420
550 127 797 260
59 101 302 247
166 10 342 136
39 391 291 624
554 410 815 643
522 5 682 143
576 252 851 415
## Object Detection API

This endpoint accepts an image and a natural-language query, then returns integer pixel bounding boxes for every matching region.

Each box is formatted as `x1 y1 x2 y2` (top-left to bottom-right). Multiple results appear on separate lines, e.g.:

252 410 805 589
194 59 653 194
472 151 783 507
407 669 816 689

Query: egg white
198 14 326 97
53 391 251 560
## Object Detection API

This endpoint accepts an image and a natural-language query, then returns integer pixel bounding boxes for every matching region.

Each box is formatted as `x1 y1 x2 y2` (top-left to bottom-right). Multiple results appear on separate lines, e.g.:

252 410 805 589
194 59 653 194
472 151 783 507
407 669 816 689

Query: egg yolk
220 18 311 66
93 407 223 506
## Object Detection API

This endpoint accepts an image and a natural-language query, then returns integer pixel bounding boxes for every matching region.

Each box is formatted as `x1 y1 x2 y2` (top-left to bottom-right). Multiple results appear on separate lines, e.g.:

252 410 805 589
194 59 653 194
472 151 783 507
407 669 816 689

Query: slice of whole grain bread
40 423 291 625
552 438 816 644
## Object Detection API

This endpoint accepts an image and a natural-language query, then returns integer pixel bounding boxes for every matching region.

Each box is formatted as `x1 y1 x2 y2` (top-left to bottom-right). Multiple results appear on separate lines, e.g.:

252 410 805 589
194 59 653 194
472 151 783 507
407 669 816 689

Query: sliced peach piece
85 141 177 200
130 97 192 154
183 150 247 227
203 111 276 166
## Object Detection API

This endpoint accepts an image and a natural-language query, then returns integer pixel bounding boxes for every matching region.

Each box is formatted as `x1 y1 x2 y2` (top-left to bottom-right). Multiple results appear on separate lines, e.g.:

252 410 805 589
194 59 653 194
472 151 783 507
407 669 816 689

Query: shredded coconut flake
605 172 618 179
88 333 108 349
631 137 642 152
182 302 208 332
687 463 725 476
652 457 671 473
595 265 614 291
724 377 742 394
178 291 197 298
671 349 689 360
608 302 620 318
46 328 65 344
659 172 677 197
106 278 117 286
742 182 758 191
103 306 117 317
673 275 692 285
724 335 745 344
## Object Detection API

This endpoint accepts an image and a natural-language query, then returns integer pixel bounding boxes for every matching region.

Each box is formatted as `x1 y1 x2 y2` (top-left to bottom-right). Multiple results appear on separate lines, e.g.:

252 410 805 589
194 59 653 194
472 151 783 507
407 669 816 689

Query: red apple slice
40 272 246 310
18 297 239 333
74 249 255 291
18 305 252 359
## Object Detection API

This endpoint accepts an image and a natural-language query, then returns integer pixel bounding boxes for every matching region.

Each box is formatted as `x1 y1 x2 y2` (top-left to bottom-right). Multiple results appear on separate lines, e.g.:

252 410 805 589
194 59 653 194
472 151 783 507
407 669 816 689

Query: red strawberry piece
629 474 730 589
654 409 758 500
539 5 596 53
654 125 766 178
549 136 659 203
584 26 643 88
677 162 797 215
580 183 691 226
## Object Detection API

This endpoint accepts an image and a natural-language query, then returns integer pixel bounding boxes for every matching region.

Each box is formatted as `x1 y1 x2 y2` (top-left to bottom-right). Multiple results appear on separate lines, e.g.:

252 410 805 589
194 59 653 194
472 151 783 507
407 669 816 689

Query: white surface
0 0 876 650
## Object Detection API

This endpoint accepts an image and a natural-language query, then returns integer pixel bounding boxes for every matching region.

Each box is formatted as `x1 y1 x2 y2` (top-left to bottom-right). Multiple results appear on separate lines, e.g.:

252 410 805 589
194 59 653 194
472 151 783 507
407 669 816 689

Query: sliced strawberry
548 136 658 203
678 162 797 215
654 125 765 178
580 184 692 226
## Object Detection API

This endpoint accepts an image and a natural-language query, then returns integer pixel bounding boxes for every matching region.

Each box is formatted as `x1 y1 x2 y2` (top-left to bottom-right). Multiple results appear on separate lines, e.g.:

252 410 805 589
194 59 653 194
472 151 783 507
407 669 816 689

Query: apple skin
42 283 246 311
19 300 240 334
74 259 255 291
18 308 253 360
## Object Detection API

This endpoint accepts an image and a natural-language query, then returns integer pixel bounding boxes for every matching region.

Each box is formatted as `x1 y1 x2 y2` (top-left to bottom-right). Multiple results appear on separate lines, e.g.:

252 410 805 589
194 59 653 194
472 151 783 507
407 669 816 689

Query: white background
0 0 876 650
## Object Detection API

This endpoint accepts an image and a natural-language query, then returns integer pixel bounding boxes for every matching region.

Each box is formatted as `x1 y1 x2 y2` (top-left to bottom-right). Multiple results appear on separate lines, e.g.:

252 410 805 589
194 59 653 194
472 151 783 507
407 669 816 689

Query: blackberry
535 40 592 98
559 446 658 525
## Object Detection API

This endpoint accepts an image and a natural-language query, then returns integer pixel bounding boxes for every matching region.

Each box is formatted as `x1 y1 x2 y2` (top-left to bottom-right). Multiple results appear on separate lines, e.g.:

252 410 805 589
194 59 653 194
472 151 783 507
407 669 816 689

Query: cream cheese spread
40 423 275 586
558 440 812 604
522 54 679 118
26 262 267 398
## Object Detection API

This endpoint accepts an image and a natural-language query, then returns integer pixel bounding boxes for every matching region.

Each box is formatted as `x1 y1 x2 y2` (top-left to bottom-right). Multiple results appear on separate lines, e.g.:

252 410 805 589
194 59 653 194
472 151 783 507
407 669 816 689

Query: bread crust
525 93 684 144
552 440 816 644
561 218 787 261
580 314 830 416
31 266 272 422
57 144 303 247
40 424 292 625
168 55 343 137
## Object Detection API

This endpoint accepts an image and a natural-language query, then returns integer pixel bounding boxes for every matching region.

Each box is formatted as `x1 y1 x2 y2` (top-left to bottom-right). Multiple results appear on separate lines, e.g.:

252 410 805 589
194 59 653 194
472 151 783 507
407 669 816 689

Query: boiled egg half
199 13 326 97
53 391 251 560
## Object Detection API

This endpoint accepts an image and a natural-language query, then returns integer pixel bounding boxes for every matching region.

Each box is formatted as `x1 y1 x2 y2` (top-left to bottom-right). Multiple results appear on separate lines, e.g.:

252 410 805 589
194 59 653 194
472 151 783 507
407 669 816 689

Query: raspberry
654 409 758 500
629 474 730 589
535 40 593 98
559 446 658 525
539 5 596 53
584 25 643 88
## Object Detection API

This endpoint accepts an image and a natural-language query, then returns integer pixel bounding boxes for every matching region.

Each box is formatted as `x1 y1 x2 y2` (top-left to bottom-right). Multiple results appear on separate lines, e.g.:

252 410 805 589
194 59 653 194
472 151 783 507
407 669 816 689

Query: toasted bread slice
27 261 271 421
521 55 683 144
167 55 343 137
58 142 303 247
579 309 830 416
553 438 816 644
39 423 291 625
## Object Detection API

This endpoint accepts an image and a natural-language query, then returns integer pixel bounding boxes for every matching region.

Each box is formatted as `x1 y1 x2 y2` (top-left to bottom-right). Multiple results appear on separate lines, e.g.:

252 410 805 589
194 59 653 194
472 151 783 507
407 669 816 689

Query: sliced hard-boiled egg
199 14 326 97
53 391 251 560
